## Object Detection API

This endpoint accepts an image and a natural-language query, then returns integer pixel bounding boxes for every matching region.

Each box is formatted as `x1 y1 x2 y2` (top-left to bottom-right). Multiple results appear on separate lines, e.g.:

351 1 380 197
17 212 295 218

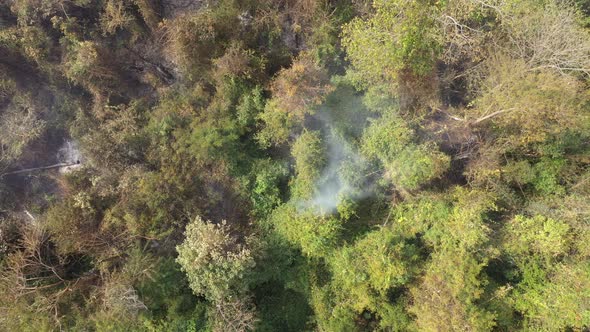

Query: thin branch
473 108 515 124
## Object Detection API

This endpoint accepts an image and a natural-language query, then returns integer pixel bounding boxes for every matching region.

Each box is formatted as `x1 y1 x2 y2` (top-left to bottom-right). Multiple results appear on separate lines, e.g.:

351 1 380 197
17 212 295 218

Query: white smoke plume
299 112 373 215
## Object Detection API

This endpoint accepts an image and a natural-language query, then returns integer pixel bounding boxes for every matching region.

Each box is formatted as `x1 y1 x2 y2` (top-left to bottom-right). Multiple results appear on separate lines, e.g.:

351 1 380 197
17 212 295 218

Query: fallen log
0 162 80 177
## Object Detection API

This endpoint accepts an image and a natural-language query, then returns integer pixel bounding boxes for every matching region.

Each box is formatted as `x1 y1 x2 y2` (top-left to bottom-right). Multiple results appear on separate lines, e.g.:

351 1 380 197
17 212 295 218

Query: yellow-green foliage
473 58 589 146
271 204 341 258
1 0 590 330
504 215 571 259
361 114 450 190
513 261 590 331
328 227 419 313
176 217 255 301
525 194 590 259
257 53 332 146
100 0 133 35
256 99 294 147
309 284 358 331
164 4 241 80
342 0 443 88
62 40 121 93
422 187 496 251
409 248 497 332
290 130 326 199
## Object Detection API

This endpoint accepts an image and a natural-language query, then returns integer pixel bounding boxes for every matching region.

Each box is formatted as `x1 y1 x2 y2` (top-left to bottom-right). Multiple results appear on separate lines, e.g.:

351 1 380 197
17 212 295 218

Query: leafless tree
0 100 45 172
212 296 259 332
503 2 590 76
0 223 84 325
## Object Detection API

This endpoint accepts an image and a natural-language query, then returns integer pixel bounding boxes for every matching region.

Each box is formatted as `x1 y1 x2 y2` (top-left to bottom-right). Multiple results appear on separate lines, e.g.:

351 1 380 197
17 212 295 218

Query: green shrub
290 130 327 199
271 204 342 258
503 215 571 259
361 115 449 190
176 217 255 301
341 0 443 88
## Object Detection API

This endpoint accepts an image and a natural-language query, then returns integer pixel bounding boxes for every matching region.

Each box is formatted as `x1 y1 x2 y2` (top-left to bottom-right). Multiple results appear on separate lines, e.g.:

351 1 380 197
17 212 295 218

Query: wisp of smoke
298 113 372 215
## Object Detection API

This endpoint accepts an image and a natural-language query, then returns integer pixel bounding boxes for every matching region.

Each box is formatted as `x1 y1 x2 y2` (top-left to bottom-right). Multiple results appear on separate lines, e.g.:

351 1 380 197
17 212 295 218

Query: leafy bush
342 0 443 88
176 217 255 301
503 215 571 259
361 114 449 190
270 204 342 258
290 130 326 199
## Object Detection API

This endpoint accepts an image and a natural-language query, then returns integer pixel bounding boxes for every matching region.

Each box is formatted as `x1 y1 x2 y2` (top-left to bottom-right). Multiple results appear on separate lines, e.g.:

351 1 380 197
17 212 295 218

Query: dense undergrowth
1 0 589 331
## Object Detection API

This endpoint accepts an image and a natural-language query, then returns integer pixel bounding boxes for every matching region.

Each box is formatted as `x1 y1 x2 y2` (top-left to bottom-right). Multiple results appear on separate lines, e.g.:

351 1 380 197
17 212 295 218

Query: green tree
328 227 419 329
361 113 450 191
512 260 590 331
342 0 443 88
176 217 255 301
503 215 571 259
471 57 589 147
409 248 497 332
248 159 288 219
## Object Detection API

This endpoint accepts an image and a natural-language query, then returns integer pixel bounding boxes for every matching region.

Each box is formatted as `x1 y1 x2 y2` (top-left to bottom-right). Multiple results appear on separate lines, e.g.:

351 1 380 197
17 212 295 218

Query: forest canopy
0 0 589 331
